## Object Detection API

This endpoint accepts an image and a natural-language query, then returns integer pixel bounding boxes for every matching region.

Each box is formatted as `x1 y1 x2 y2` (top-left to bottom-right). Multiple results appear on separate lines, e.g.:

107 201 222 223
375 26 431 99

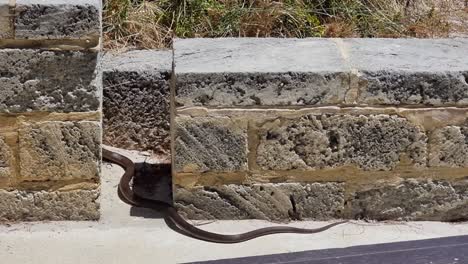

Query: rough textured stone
174 182 345 221
174 38 350 107
0 189 99 221
0 135 12 178
103 51 171 155
349 179 468 221
18 121 100 181
346 38 468 106
0 49 100 113
429 123 468 167
14 0 101 41
0 1 13 39
174 38 468 107
257 114 427 171
174 116 248 173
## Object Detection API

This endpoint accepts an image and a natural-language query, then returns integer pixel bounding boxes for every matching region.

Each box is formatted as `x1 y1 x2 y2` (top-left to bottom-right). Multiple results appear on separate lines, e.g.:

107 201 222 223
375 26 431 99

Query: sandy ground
1 153 468 264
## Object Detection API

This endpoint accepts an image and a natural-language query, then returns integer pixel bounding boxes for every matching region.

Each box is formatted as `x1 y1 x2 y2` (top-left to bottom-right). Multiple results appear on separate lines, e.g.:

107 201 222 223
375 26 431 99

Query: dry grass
103 0 468 50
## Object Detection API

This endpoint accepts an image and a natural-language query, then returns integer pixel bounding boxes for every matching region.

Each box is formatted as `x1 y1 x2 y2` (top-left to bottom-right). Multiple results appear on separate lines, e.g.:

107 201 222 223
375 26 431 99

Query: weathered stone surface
257 114 427 171
0 1 13 39
0 49 100 113
0 135 12 179
176 72 350 107
0 189 99 221
174 38 350 107
18 121 100 181
346 38 468 106
174 116 248 173
103 50 171 155
15 0 101 41
174 38 468 107
429 123 468 167
174 182 345 221
349 179 468 221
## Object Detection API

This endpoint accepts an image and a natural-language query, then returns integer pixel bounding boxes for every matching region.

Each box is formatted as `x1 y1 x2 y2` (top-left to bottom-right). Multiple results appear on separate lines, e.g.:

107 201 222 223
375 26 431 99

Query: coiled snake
103 146 347 243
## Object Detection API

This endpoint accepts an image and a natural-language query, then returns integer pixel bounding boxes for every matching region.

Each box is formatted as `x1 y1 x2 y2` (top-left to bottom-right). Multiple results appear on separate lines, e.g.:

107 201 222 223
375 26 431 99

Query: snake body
103 146 347 243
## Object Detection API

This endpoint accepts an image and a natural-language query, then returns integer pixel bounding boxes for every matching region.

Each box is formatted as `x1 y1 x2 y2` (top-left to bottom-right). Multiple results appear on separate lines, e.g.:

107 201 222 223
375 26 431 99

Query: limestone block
0 0 13 39
102 50 171 155
0 135 13 179
0 189 99 221
349 179 468 221
345 38 468 106
174 116 248 173
256 114 427 171
18 121 101 181
174 182 345 221
174 38 468 107
0 49 100 113
174 38 350 107
429 123 468 167
15 0 101 42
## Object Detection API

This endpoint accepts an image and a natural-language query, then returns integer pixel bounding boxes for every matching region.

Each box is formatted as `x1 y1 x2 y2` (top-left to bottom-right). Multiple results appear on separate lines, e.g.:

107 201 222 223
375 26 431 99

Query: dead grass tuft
102 0 468 50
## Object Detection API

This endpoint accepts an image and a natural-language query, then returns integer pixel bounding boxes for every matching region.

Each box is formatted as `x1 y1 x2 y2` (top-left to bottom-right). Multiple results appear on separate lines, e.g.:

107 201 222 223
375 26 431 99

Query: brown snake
103 146 348 243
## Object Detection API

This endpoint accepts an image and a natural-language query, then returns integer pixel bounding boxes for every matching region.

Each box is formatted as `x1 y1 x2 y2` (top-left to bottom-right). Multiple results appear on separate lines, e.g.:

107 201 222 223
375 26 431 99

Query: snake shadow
127 162 172 219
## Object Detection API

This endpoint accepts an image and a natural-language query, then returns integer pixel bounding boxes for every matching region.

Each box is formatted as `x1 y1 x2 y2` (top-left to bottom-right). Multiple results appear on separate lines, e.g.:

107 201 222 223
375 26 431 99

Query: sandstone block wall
102 50 172 158
0 0 101 221
172 38 468 221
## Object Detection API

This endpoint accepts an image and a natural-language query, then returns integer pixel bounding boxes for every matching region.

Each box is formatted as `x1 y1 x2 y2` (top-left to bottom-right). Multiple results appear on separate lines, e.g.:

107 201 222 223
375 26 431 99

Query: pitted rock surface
349 179 468 221
15 0 101 40
0 189 99 221
174 116 248 173
257 114 427 171
175 182 345 221
18 121 101 181
0 49 99 113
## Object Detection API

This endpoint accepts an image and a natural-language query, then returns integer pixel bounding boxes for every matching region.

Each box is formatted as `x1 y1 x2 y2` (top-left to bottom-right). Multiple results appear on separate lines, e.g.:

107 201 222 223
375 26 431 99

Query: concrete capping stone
14 0 101 43
174 38 468 107
102 50 172 156
103 50 172 73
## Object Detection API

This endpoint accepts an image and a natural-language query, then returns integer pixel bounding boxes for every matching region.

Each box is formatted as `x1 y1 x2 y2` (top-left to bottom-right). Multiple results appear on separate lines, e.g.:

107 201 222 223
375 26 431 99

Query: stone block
429 123 468 167
174 38 468 107
174 182 345 221
102 50 171 155
0 188 99 221
256 114 427 171
15 0 101 42
174 116 248 173
0 49 100 113
174 38 350 107
0 1 13 39
0 135 13 179
348 179 468 221
345 38 468 106
18 121 101 181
